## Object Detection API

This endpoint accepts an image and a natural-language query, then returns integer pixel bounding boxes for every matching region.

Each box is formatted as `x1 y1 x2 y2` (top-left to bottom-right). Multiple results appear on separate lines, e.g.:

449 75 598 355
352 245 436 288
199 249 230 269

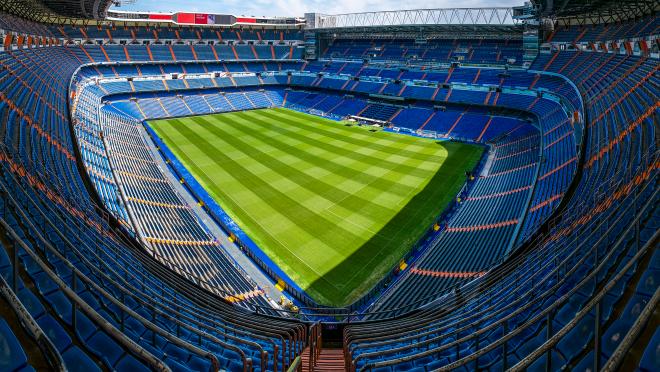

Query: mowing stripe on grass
159 130 342 291
193 115 401 218
235 110 440 179
261 108 447 162
150 108 483 306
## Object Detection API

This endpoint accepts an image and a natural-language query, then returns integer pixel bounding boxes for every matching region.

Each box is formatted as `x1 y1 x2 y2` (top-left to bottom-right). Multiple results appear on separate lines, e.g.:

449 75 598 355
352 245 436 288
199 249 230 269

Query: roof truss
534 0 658 23
313 8 520 29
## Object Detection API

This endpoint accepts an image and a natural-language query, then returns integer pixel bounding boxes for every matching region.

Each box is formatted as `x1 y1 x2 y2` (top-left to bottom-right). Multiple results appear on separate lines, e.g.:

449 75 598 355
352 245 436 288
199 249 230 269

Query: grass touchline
149 107 483 306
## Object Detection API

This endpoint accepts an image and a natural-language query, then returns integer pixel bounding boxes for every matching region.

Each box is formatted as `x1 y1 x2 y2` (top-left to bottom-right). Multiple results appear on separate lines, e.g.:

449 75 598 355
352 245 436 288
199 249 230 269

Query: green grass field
149 108 483 306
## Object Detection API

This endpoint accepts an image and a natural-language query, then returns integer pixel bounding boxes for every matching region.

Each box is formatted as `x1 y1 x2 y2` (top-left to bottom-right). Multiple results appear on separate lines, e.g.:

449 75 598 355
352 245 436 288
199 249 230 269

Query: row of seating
0 287 49 372
75 74 274 310
346 195 657 370
1 144 308 371
322 38 524 65
80 55 580 314
549 14 659 43
52 26 304 42
285 68 579 252
84 45 657 367
342 51 658 371
0 45 308 371
0 11 53 36
89 63 571 315
1 12 656 372
62 44 305 63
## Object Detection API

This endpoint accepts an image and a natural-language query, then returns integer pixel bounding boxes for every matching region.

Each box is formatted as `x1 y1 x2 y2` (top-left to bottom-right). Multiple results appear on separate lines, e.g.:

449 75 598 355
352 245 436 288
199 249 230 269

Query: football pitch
149 108 483 306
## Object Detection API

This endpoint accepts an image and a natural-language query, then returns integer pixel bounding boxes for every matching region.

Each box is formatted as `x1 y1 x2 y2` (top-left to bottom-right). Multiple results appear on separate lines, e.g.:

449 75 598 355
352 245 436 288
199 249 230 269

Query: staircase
301 348 345 372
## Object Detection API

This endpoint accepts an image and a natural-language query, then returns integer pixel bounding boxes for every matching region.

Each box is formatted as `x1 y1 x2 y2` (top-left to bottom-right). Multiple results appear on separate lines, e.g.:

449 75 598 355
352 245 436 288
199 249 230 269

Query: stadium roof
0 0 113 22
310 8 520 29
532 0 658 22
314 24 524 41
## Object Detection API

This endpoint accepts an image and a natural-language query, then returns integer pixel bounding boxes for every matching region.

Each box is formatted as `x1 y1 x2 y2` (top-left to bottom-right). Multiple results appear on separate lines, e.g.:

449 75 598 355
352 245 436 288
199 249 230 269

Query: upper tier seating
88 63 577 316
322 38 524 65
61 44 305 64
66 51 582 315
0 46 307 371
0 11 54 36
549 14 659 43
50 26 304 42
0 10 657 371
343 51 658 371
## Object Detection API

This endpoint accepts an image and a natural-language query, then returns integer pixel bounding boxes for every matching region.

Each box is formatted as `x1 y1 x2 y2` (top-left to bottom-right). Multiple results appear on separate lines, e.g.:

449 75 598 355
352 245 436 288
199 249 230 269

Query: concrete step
301 347 346 371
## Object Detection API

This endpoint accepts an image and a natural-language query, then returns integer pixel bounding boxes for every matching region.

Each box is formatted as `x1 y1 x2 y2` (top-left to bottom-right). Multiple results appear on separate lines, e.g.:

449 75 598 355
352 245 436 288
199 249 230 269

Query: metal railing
0 274 66 371
77 64 580 318
344 152 657 370
0 149 308 371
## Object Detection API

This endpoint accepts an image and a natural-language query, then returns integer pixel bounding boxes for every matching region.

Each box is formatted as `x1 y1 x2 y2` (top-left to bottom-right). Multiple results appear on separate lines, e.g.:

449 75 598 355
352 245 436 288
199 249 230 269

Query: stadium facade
0 0 657 370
